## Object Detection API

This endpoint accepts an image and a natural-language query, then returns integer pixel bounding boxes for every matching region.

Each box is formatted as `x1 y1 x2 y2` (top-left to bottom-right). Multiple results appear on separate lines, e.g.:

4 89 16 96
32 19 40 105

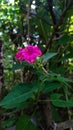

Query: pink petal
15 45 42 63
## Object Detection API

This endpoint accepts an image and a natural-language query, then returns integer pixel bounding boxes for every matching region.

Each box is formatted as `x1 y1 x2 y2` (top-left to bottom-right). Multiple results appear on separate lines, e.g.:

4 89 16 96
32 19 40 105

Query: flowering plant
0 45 73 130
0 0 73 129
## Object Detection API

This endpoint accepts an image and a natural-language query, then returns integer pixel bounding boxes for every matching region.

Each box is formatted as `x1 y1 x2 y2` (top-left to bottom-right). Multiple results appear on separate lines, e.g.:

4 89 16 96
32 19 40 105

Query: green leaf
16 115 36 130
2 119 15 128
0 82 37 108
51 94 73 108
41 53 57 63
57 76 73 83
51 105 61 122
42 82 61 92
49 71 73 83
15 102 30 110
12 61 32 71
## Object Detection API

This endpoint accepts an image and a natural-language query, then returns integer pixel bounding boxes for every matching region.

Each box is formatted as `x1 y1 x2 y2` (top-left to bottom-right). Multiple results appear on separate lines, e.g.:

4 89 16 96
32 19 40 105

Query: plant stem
64 84 72 130
27 0 30 44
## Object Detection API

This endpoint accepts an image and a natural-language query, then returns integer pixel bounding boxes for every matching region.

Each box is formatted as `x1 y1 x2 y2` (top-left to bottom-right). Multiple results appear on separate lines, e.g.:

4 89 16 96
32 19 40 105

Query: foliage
0 0 73 129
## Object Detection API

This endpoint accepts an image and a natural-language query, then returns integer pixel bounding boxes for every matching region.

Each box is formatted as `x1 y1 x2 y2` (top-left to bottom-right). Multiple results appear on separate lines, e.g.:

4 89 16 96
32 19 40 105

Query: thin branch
42 66 50 76
47 0 57 26
57 120 73 130
27 0 30 44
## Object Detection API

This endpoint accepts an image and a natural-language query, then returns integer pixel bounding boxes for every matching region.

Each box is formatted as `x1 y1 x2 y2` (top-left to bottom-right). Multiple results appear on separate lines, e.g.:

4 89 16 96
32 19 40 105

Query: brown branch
27 0 30 43
47 0 60 39
43 0 73 54
38 93 53 130
56 120 73 130
47 0 57 26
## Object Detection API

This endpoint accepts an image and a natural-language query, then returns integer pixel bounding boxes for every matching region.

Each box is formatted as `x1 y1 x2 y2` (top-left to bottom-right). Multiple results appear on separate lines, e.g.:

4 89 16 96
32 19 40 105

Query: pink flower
15 45 42 63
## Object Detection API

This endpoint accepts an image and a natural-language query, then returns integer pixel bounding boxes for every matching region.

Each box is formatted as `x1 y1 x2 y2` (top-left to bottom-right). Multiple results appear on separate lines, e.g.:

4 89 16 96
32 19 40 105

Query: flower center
25 48 33 55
